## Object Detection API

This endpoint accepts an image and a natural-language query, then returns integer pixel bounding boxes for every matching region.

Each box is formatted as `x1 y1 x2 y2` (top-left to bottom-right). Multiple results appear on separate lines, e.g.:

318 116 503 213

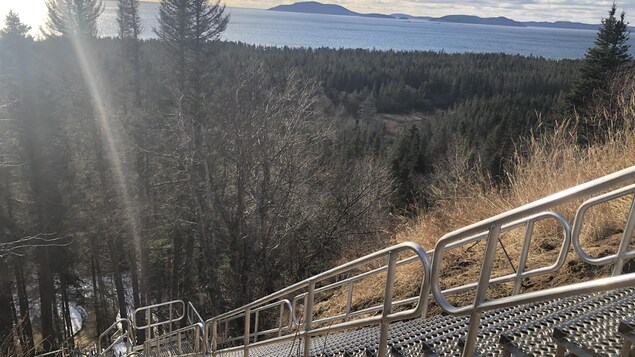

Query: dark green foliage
44 0 104 37
208 42 575 190
565 3 632 115
0 11 31 40
118 0 142 63
391 126 427 209
0 31 579 344
117 0 142 40
156 0 228 88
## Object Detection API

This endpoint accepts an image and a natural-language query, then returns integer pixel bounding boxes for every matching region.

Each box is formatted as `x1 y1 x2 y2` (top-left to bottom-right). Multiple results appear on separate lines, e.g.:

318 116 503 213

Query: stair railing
131 300 185 341
571 183 635 275
206 299 295 353
205 241 431 357
291 251 426 326
97 318 133 356
430 165 635 357
143 322 204 357
186 301 208 352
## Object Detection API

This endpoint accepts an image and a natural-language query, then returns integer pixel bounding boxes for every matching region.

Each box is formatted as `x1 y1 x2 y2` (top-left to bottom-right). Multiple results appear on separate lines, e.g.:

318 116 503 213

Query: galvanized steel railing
572 183 635 275
206 299 296 350
98 318 133 356
205 242 431 357
431 165 635 356
186 301 207 352
290 252 426 327
131 300 185 342
101 165 635 357
143 322 204 357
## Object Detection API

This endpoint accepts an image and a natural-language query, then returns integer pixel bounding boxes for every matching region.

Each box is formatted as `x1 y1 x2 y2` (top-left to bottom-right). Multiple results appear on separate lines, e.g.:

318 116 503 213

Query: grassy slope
317 72 635 319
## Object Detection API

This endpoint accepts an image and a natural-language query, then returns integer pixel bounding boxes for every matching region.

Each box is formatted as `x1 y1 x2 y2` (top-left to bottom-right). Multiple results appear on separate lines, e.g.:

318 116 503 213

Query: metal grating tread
212 288 635 357
619 315 635 344
553 291 635 356
417 294 590 356
458 292 594 356
499 287 635 356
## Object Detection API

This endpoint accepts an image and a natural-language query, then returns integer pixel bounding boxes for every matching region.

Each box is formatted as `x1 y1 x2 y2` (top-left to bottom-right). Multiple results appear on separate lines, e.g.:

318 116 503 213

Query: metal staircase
90 165 635 357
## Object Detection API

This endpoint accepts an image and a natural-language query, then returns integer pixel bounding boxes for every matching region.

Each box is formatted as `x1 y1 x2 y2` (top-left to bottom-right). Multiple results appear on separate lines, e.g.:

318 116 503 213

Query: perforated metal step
552 291 635 356
456 292 593 356
211 287 635 357
618 316 635 355
499 287 635 356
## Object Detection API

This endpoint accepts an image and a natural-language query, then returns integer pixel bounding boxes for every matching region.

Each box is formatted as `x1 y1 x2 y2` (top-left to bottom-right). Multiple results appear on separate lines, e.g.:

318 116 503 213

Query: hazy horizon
2 0 632 36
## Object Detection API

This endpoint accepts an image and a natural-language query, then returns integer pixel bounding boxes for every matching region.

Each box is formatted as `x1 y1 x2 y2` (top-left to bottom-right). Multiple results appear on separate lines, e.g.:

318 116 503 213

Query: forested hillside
0 1 584 352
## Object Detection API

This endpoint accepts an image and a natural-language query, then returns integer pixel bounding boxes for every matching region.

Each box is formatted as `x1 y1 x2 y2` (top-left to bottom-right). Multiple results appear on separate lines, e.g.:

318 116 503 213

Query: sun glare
0 0 48 35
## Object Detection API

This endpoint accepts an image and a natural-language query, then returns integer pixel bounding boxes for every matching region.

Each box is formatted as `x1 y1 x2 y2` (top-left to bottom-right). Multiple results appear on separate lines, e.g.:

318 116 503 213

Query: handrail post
254 310 259 342
211 320 218 356
613 196 635 276
278 303 284 337
420 281 430 319
244 307 251 357
169 302 173 333
463 224 500 357
378 251 397 356
304 280 316 357
514 220 534 295
146 308 151 340
345 280 354 322
195 325 200 353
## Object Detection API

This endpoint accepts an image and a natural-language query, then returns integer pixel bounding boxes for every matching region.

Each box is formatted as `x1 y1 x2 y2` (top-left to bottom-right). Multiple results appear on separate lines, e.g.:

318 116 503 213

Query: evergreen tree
0 11 31 40
117 0 143 103
45 0 104 37
156 0 228 90
155 0 229 313
565 3 632 114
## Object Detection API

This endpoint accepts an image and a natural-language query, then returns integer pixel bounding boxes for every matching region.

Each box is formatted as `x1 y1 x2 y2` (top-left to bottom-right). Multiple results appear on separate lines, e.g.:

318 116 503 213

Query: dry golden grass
316 71 635 320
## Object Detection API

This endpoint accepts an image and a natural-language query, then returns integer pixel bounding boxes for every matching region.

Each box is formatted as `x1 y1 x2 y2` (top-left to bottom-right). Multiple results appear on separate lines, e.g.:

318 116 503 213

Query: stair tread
500 287 635 356
553 290 635 356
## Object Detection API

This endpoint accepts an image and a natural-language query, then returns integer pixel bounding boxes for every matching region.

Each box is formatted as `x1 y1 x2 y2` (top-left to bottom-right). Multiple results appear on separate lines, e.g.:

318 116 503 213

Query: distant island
269 1 393 19
433 15 524 27
268 1 602 30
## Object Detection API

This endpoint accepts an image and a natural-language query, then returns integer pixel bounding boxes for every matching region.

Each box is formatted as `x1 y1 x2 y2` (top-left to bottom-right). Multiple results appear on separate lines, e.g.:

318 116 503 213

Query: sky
0 0 633 34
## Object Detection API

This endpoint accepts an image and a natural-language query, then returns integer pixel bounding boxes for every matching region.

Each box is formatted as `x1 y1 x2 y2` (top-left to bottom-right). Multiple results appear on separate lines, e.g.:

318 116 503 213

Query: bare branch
0 233 71 258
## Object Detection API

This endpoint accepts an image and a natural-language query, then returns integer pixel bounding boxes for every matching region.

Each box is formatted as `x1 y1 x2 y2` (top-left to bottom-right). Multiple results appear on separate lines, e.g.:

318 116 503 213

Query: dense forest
0 0 629 354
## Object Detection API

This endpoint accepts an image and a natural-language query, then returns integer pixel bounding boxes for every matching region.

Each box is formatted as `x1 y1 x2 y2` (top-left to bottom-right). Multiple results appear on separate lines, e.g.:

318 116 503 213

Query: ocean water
98 1 635 60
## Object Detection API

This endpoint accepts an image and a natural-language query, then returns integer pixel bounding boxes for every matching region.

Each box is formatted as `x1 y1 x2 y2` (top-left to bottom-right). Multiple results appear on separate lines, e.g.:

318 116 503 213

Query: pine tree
117 0 143 103
45 0 104 37
565 3 632 114
156 0 228 90
155 0 228 313
0 11 31 40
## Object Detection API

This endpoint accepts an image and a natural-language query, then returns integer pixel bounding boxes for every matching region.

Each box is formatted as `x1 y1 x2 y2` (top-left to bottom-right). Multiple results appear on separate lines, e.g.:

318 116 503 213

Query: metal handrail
572 183 635 274
186 301 208 352
291 253 424 325
205 241 431 357
186 301 205 326
207 299 296 348
143 322 203 356
431 165 635 356
131 300 185 341
431 211 571 312
98 318 132 356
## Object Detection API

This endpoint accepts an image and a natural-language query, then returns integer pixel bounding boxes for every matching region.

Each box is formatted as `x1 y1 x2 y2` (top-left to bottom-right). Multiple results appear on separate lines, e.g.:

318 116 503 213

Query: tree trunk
109 237 128 328
37 249 58 351
171 232 183 301
14 259 34 355
0 258 14 355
